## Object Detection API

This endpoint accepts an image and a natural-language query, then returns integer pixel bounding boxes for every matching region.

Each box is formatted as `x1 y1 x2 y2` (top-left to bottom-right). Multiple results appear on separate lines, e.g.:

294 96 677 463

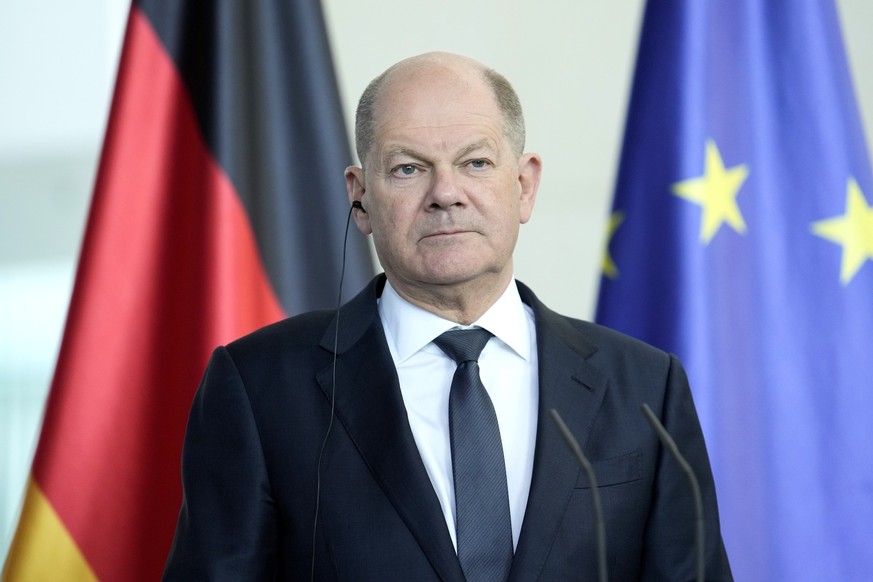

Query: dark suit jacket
164 275 731 580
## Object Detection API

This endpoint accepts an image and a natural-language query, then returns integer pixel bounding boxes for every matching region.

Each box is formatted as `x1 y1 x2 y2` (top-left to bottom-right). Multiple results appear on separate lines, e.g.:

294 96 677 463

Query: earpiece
351 200 366 213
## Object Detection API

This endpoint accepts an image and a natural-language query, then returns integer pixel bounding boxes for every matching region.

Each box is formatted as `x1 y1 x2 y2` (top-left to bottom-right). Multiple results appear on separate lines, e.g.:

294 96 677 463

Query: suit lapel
510 283 609 581
316 276 465 582
313 277 606 581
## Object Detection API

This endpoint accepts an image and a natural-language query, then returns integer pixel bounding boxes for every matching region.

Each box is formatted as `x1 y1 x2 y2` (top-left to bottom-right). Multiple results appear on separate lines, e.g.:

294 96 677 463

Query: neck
388 273 513 325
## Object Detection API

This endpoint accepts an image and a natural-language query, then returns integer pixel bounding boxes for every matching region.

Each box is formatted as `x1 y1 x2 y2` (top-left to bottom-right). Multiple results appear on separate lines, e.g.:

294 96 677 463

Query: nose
426 165 468 210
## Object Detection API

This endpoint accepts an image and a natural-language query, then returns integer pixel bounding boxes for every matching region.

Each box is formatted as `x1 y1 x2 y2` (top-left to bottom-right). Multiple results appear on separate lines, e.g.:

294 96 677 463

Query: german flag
3 1 372 579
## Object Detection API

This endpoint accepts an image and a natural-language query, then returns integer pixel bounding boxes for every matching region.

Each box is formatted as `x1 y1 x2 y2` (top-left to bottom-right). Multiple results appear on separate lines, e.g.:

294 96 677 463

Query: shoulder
220 309 336 368
562 314 676 372
571 317 667 359
233 309 335 347
516 280 677 377
223 275 387 359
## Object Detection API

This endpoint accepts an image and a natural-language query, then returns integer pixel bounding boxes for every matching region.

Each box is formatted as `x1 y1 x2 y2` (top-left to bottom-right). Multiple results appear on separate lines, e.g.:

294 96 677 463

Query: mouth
421 229 473 241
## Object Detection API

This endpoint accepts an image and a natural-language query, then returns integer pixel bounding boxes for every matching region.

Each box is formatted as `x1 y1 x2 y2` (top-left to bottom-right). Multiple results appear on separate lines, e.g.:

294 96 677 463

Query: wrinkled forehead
372 63 503 140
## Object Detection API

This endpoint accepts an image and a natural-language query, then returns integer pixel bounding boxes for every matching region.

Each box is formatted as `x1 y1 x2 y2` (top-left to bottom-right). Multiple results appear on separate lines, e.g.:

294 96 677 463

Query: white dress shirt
378 279 539 551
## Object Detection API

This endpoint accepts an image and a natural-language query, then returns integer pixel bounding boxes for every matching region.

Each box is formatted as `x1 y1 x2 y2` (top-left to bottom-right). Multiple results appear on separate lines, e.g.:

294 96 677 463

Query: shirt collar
378 278 532 364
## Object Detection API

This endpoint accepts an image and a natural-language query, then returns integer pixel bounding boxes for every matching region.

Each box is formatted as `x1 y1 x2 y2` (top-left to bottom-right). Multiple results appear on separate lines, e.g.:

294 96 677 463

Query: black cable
311 205 356 580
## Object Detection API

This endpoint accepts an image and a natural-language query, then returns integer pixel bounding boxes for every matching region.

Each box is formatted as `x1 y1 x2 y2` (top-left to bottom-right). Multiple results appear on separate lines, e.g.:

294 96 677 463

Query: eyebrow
381 146 427 164
456 139 495 158
381 139 497 165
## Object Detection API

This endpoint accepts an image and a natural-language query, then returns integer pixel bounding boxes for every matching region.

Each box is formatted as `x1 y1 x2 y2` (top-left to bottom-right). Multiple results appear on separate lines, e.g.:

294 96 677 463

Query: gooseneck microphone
550 409 608 582
640 403 705 582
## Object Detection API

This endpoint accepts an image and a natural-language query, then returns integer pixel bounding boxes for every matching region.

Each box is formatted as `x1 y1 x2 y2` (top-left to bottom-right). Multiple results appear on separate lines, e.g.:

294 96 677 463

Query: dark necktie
434 328 513 582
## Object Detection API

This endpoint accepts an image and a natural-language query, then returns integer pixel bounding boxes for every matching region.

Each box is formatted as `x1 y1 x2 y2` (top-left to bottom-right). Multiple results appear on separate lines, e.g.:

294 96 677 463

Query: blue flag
596 1 873 580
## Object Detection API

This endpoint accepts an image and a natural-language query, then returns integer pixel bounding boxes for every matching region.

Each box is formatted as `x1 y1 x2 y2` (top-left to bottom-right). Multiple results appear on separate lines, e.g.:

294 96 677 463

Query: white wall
1 0 871 558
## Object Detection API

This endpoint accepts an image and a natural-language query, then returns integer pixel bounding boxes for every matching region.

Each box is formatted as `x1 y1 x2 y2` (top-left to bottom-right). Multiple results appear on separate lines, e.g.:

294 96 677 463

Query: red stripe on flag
28 6 284 580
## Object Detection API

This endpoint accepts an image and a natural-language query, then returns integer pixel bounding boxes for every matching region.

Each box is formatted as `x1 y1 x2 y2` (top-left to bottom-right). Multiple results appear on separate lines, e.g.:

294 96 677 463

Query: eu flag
596 1 873 580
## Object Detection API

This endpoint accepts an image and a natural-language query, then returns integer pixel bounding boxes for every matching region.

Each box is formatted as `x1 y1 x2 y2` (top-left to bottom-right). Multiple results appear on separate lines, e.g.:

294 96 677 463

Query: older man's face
348 60 540 300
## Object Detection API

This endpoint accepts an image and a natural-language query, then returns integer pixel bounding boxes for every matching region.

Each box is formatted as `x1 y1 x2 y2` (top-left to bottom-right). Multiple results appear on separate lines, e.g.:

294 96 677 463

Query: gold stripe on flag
3 478 97 582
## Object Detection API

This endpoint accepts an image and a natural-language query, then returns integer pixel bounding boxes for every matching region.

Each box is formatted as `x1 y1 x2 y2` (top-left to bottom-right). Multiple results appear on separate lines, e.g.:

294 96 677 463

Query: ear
344 165 372 235
517 153 542 224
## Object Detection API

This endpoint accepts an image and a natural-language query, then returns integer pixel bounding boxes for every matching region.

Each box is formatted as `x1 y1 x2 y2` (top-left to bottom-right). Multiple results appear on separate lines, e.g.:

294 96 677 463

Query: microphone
640 403 704 582
550 409 607 582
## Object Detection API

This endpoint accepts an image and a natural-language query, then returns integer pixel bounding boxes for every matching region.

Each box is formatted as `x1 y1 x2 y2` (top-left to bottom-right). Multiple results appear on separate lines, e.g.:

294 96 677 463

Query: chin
419 263 504 288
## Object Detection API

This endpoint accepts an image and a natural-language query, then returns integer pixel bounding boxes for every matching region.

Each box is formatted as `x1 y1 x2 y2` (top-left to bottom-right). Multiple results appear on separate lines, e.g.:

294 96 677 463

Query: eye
391 164 419 177
467 159 490 169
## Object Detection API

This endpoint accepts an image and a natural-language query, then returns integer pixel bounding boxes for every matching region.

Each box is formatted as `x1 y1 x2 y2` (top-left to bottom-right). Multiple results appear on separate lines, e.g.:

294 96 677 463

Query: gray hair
354 65 526 165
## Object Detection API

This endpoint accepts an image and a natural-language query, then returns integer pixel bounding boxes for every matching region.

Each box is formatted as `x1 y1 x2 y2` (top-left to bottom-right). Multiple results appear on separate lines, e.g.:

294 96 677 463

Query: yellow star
601 210 625 279
672 139 749 244
811 177 873 285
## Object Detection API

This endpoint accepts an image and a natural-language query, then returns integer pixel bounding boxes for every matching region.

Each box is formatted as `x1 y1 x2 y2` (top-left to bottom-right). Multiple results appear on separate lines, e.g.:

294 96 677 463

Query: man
164 52 732 580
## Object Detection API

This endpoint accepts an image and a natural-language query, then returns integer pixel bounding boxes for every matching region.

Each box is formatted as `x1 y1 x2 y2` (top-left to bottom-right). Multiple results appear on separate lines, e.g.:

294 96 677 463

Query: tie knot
433 328 493 364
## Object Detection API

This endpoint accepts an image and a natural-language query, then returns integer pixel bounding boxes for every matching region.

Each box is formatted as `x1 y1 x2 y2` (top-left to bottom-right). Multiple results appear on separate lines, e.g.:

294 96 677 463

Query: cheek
495 195 523 230
369 211 411 262
491 204 523 252
375 198 419 234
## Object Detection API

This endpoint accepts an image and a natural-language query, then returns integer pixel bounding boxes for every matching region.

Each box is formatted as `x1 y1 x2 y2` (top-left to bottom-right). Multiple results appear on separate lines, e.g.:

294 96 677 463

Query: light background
1 0 871 559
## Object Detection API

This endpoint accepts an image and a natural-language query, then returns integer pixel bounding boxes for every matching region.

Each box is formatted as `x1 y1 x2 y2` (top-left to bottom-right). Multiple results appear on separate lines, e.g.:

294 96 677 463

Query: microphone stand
641 403 704 582
550 409 608 582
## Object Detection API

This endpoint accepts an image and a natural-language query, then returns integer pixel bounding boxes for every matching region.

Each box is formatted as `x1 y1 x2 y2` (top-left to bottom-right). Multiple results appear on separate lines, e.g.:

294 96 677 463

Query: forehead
372 65 505 150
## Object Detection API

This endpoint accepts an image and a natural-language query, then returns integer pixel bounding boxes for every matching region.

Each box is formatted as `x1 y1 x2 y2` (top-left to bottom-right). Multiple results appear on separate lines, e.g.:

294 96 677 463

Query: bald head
354 52 526 166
